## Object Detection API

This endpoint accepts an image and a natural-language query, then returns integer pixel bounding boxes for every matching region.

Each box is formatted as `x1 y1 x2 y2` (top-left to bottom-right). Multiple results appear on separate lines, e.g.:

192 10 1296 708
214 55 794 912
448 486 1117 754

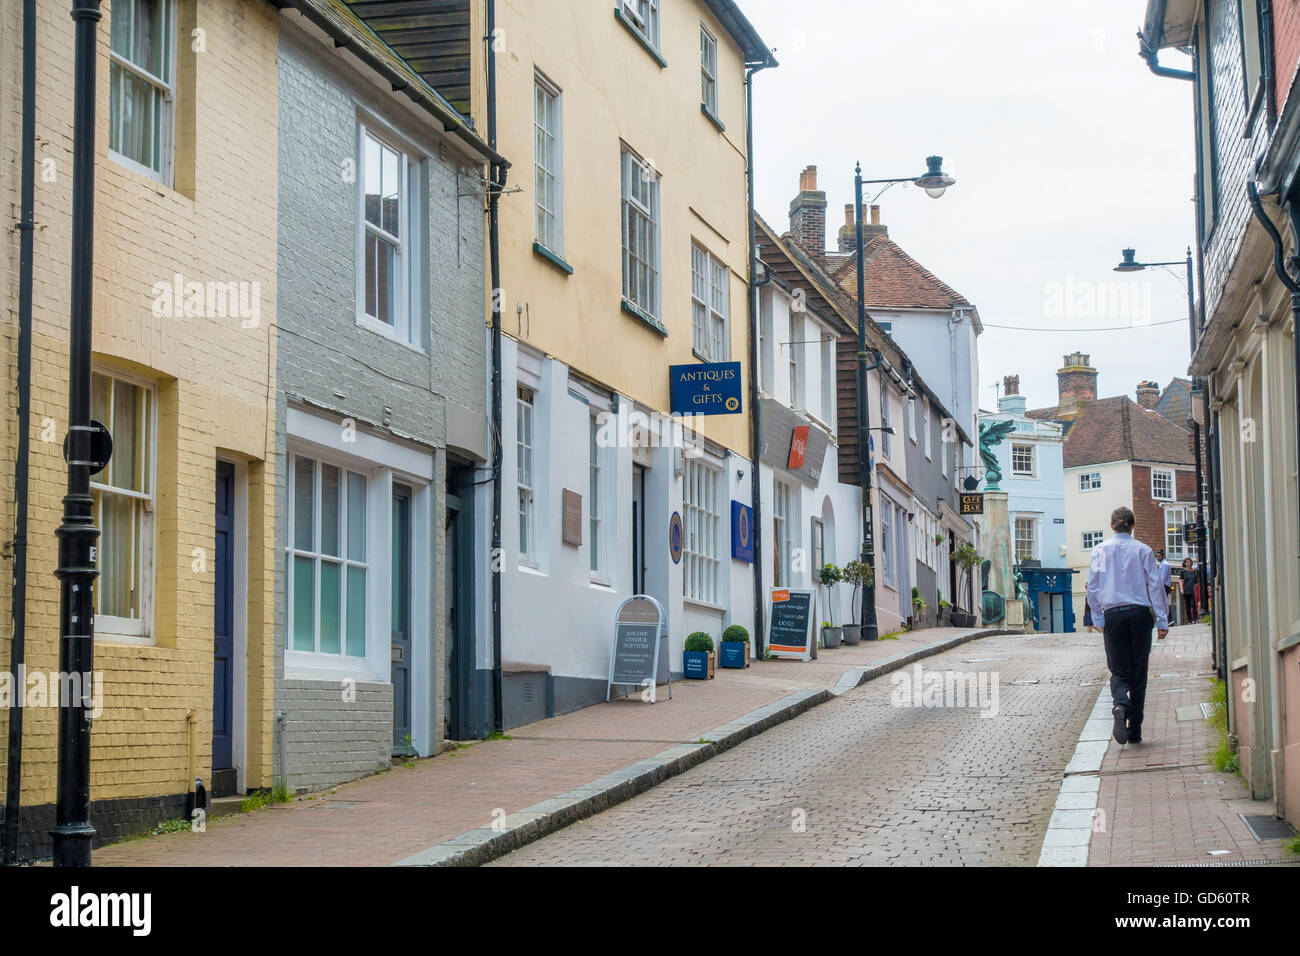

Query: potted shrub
950 544 981 627
911 586 927 626
683 631 715 679
719 624 750 668
818 563 843 647
937 598 951 627
841 560 874 643
821 619 842 648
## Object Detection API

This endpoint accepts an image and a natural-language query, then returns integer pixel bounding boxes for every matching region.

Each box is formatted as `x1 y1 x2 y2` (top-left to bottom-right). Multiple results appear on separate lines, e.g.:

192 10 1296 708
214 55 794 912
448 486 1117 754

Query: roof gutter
274 0 509 170
1138 0 1194 81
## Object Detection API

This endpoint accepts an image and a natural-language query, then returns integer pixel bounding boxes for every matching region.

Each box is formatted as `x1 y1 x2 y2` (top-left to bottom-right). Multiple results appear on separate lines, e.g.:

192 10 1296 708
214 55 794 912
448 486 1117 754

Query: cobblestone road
493 631 1109 865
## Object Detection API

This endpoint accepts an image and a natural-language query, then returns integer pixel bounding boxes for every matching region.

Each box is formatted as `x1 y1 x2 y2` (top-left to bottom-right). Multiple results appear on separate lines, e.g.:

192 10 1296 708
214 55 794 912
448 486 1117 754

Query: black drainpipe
745 58 772 659
486 0 505 734
1137 0 1194 81
3 0 37 867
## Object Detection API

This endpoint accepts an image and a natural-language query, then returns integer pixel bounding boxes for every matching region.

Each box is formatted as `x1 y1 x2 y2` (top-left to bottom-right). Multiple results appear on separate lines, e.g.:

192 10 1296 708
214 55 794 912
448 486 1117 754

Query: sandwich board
607 594 671 703
767 587 817 661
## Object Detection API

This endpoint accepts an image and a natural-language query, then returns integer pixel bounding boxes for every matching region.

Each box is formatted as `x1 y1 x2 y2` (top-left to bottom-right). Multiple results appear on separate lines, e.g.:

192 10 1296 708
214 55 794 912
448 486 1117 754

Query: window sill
701 104 726 132
283 653 386 685
589 574 614 590
682 597 726 614
356 314 427 354
691 347 727 363
621 298 668 337
518 561 546 576
533 242 574 276
614 8 667 67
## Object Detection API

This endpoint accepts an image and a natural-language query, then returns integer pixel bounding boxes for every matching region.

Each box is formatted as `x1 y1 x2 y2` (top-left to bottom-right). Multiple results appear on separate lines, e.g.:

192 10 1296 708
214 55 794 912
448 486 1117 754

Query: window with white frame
1011 443 1034 477
1151 467 1174 501
534 73 562 254
1165 505 1191 561
879 383 891 458
109 0 176 184
820 334 835 428
691 243 728 360
517 386 536 563
940 433 948 477
684 460 721 604
908 398 917 442
773 478 794 588
1013 516 1037 563
621 146 661 321
789 315 805 409
286 455 369 658
358 123 421 346
923 401 932 459
589 413 604 576
700 24 718 116
880 498 894 588
758 287 774 394
1079 471 1102 491
1083 530 1105 550
90 371 156 638
621 0 661 50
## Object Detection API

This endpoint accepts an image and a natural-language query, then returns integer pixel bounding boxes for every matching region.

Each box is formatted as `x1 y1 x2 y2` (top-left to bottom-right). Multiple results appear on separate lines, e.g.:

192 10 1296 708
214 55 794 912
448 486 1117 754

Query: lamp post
1114 246 1210 625
854 157 955 640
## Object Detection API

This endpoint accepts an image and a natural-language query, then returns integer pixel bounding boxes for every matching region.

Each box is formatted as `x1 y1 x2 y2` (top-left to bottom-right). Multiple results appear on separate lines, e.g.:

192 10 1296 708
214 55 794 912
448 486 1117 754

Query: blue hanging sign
731 501 754 563
669 362 743 416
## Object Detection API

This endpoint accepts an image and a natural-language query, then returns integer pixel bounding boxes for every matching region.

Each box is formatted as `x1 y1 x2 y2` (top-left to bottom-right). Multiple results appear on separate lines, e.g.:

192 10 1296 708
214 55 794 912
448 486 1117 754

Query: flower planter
684 650 715 679
719 641 750 668
950 611 976 629
937 607 951 627
821 626 842 649
841 624 862 645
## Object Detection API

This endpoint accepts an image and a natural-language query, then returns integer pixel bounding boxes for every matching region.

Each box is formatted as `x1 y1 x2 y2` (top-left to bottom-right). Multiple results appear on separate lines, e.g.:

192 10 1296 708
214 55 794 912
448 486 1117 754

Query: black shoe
1112 704 1129 744
1129 735 1142 743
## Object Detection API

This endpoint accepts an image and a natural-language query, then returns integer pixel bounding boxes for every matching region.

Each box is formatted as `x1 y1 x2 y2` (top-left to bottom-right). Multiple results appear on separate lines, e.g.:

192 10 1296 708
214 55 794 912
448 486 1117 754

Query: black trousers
1102 605 1154 733
1182 592 1198 621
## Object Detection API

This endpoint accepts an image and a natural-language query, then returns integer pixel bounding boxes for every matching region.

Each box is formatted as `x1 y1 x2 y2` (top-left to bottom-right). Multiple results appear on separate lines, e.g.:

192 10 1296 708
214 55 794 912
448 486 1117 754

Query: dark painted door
392 484 412 752
444 491 460 740
632 465 646 594
212 461 235 775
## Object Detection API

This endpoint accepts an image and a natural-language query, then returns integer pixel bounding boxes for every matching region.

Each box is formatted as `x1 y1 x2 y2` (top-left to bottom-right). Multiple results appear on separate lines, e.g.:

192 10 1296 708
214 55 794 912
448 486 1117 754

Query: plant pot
821 626 842 648
684 650 715 679
937 607 951 627
950 611 975 629
719 641 750 668
841 624 862 645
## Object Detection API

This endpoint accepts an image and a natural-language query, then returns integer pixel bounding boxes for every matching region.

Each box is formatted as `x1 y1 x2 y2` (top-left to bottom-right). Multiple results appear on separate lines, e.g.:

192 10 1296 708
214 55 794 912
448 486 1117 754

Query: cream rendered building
1063 460 1133 614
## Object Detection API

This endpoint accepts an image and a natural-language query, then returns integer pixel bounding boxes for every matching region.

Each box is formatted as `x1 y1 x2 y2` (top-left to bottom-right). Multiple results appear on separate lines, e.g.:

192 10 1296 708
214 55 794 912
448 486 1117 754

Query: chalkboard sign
768 587 816 661
607 595 672 703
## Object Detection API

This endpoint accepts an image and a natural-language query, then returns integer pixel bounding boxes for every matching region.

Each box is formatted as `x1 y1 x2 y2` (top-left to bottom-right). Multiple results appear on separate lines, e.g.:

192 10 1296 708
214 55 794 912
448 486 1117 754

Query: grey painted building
272 10 496 792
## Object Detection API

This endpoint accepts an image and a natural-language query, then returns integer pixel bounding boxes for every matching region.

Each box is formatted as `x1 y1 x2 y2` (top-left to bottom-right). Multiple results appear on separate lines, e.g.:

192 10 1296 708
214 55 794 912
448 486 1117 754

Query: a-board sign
607 595 672 703
768 587 816 662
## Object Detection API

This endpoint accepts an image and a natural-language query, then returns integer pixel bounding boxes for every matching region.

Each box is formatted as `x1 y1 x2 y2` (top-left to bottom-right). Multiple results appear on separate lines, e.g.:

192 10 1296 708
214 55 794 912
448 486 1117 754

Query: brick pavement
91 627 991 866
492 630 1108 866
1088 624 1297 866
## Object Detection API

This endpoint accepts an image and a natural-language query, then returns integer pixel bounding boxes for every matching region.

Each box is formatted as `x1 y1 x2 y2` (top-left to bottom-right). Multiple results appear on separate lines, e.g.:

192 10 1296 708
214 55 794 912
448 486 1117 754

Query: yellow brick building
0 0 278 857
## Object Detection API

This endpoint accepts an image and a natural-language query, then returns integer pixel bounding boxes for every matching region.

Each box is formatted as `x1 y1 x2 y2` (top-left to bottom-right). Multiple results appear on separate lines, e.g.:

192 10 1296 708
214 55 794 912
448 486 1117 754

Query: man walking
1154 547 1175 623
1086 507 1169 745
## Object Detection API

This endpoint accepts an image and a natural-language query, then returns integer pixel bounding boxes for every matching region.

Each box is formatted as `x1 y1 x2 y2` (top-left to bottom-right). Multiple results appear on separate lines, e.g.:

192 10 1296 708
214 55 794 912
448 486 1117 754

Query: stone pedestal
982 490 1014 625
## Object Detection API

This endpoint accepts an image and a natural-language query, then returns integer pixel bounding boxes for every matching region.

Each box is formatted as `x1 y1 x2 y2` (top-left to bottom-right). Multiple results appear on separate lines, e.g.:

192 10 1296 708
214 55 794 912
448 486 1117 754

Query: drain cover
1241 814 1297 841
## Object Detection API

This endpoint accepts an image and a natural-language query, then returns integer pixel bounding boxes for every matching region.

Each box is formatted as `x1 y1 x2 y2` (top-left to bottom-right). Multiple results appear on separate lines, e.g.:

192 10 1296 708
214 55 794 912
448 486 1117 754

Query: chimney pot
1056 352 1098 416
1135 380 1160 410
1003 374 1020 396
870 204 880 226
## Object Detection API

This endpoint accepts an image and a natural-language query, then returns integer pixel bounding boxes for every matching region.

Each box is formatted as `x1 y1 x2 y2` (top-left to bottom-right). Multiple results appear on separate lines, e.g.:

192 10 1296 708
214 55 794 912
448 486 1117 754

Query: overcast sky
742 0 1198 414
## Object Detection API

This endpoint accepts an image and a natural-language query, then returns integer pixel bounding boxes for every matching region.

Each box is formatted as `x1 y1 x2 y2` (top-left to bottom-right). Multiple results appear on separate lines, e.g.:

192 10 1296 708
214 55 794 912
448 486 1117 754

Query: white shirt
1086 532 1169 630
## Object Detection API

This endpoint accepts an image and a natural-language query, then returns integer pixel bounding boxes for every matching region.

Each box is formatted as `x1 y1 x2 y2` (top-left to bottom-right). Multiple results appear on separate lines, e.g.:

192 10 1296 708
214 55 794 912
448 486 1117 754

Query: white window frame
758 287 774 395
1083 530 1105 550
923 401 932 460
90 370 157 643
1013 515 1037 563
700 24 718 116
621 145 661 321
534 71 563 255
879 383 891 458
880 498 895 589
908 398 917 443
683 459 722 605
622 0 661 51
589 412 606 579
109 0 177 185
691 243 729 361
820 332 835 429
1151 467 1175 501
789 315 805 409
1165 505 1191 562
355 120 422 349
772 478 797 589
517 386 537 565
1010 442 1035 478
1079 471 1102 492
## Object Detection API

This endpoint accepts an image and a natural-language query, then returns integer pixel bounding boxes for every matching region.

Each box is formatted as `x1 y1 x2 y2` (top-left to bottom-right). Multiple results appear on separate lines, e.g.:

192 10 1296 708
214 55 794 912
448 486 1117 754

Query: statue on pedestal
978 419 1017 491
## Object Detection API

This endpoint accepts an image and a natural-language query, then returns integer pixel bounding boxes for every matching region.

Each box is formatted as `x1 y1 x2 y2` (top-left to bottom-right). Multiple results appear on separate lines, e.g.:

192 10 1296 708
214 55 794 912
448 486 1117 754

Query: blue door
213 461 235 775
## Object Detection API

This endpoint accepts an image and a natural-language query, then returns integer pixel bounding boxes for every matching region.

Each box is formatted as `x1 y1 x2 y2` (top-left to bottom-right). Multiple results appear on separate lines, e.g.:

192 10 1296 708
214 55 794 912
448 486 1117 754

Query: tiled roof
829 235 971 310
1035 396 1195 468
1154 377 1193 426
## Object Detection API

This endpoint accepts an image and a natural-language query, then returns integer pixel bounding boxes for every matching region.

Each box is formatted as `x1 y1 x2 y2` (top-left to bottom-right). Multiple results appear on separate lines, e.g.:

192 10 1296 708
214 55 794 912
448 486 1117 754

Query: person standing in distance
1086 507 1170 744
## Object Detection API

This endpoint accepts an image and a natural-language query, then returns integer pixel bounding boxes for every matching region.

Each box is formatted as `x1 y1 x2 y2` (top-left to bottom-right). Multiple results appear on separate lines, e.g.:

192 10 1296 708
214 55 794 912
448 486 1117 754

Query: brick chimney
1056 351 1097 419
997 374 1026 415
1135 380 1160 409
789 165 827 255
836 203 887 253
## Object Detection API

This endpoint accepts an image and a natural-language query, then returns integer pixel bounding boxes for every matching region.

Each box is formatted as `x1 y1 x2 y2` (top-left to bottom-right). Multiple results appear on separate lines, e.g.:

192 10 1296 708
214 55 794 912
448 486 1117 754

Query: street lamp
1112 245 1211 628
854 157 956 640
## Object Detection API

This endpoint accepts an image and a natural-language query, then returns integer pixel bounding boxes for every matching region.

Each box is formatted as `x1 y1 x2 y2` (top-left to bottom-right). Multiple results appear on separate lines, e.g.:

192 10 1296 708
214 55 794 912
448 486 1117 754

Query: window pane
118 68 155 170
382 145 400 236
109 65 122 156
293 456 314 551
347 472 367 561
111 0 133 57
292 555 315 651
319 561 341 654
134 0 167 78
364 134 382 227
109 380 140 491
91 373 111 431
320 464 341 557
368 235 397 326
346 566 366 657
99 493 135 617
